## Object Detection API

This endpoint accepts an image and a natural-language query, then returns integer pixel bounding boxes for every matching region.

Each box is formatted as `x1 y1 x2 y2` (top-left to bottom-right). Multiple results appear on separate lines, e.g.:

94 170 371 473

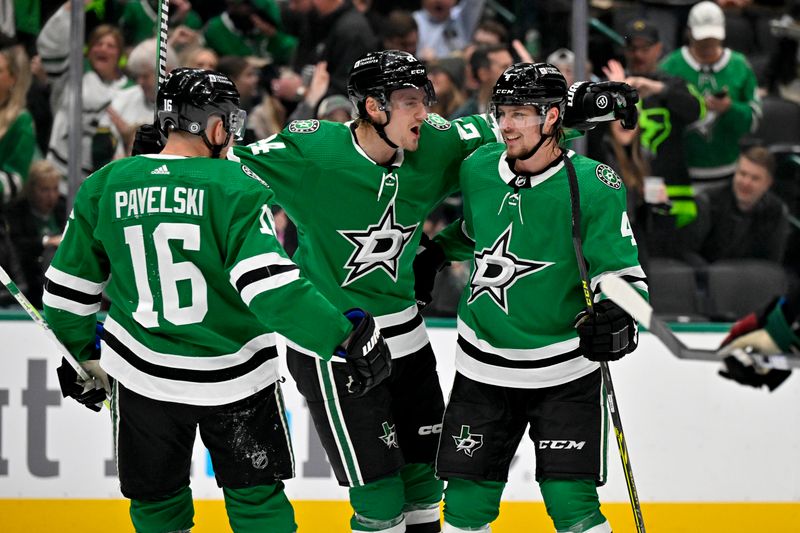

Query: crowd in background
0 0 799 318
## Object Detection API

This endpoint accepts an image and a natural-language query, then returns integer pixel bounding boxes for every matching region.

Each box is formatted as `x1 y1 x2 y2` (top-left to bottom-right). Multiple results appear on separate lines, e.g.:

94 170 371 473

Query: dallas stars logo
452 425 484 457
379 422 399 449
468 225 552 313
339 202 417 286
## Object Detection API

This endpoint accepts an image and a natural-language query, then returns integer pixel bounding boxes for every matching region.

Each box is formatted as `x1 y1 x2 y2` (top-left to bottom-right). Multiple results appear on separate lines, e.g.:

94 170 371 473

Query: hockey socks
442 477 504 531
540 478 609 532
130 485 194 533
401 463 444 532
350 474 406 532
222 482 297 533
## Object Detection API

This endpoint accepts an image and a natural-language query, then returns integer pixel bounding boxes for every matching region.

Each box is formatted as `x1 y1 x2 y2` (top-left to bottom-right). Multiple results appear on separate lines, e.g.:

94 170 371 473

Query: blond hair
24 160 62 200
0 45 32 139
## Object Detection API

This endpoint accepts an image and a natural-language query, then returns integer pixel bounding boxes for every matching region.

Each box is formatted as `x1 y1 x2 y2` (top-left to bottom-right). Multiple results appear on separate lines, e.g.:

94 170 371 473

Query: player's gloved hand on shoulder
56 322 112 412
335 309 391 396
131 122 164 156
563 81 639 130
413 233 448 310
575 299 638 361
717 300 797 391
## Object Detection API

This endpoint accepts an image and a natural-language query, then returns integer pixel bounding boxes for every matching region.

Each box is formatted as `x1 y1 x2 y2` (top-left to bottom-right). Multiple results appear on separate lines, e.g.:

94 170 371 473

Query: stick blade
599 274 653 329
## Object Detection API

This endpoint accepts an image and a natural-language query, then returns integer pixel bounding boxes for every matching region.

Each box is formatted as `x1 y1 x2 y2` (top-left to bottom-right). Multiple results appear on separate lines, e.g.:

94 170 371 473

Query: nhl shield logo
425 113 451 131
288 119 320 133
595 164 622 189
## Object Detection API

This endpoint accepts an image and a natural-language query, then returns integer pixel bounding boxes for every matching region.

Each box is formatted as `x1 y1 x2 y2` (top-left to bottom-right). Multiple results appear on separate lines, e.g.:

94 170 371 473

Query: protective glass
491 105 546 129
228 108 248 140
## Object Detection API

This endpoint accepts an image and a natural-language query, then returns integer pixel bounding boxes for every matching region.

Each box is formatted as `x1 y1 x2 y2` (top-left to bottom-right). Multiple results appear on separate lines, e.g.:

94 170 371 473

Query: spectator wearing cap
546 48 576 86
451 44 513 118
204 0 298 66
660 1 761 186
685 145 789 265
603 17 706 262
317 94 354 122
427 56 467 119
413 0 487 60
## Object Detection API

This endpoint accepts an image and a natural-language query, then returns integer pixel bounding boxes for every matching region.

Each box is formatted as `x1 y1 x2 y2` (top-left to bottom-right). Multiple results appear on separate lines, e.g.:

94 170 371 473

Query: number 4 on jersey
621 212 636 246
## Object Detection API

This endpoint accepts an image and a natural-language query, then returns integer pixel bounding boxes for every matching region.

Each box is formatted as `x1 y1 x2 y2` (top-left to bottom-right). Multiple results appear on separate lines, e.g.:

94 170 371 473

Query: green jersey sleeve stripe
45 264 107 294
42 291 101 316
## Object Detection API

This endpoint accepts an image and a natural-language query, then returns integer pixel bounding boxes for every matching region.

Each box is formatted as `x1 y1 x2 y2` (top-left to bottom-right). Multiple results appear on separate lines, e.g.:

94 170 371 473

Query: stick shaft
0 266 90 380
154 0 170 120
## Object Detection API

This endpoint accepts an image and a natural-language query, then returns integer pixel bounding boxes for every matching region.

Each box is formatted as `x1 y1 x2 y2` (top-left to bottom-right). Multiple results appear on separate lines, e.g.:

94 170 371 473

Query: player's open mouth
410 126 420 136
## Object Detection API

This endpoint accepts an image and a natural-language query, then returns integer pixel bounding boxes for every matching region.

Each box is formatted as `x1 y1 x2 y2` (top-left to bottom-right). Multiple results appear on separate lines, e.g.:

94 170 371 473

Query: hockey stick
565 159 646 533
154 0 170 120
0 265 90 381
600 274 800 370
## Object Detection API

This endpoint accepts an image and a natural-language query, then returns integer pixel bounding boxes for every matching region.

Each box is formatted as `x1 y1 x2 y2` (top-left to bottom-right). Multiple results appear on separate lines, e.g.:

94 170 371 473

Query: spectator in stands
472 19 508 47
316 94 354 122
204 0 297 66
604 18 705 260
285 61 332 122
0 43 34 206
547 48 576 86
660 1 761 187
104 38 177 156
0 213 26 307
451 44 513 118
685 146 789 265
427 57 467 119
413 0 486 60
120 0 202 49
181 47 219 71
381 10 419 54
6 160 67 309
38 4 129 182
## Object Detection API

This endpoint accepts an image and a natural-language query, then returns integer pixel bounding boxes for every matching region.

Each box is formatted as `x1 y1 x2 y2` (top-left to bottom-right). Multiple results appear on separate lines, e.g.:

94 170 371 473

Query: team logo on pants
379 421 399 448
452 425 484 457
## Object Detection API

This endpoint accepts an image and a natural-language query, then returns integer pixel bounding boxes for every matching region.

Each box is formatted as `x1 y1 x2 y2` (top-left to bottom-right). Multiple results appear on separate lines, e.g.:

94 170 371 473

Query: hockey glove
413 233 448 310
717 300 797 391
56 322 112 412
131 122 164 156
563 81 639 131
575 299 638 361
335 309 391 396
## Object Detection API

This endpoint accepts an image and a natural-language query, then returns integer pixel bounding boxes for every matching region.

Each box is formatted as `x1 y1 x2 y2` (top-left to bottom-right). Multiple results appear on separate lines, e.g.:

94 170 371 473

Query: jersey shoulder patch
240 164 270 189
287 119 320 134
424 113 452 131
594 163 622 190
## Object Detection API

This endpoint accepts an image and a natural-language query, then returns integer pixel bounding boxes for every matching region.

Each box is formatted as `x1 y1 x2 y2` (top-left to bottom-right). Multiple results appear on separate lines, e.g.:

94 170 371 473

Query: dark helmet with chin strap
347 50 436 148
490 62 568 160
157 67 247 158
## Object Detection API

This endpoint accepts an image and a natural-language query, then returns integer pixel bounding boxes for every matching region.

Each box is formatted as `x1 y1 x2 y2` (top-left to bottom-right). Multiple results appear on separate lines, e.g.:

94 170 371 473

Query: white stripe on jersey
229 252 296 286
45 264 108 294
42 291 102 315
239 270 300 305
456 319 597 389
591 266 648 300
286 305 429 359
104 317 278 370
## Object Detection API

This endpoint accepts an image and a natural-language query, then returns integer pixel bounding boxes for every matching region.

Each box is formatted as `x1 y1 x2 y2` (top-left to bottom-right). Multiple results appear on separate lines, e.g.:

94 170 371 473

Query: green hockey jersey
43 154 351 406
436 146 648 388
230 115 500 358
660 47 761 180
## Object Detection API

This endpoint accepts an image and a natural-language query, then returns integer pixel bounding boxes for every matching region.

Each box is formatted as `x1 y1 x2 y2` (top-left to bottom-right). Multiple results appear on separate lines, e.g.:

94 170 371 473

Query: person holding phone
660 1 761 188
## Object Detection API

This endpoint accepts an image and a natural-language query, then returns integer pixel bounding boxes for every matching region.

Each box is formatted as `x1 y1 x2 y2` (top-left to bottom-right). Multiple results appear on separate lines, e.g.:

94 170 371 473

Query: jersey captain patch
595 164 622 189
338 202 418 286
288 119 320 133
468 224 553 313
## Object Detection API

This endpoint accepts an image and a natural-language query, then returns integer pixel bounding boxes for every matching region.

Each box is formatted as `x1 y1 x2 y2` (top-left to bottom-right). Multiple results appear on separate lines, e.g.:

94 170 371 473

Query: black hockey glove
564 81 639 131
56 322 111 412
413 233 448 310
719 353 791 392
335 309 391 396
131 122 164 156
574 299 638 361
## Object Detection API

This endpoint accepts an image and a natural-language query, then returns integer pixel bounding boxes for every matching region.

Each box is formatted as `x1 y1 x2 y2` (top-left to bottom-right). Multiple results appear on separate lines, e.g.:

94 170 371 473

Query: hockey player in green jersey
44 68 390 533
417 63 648 533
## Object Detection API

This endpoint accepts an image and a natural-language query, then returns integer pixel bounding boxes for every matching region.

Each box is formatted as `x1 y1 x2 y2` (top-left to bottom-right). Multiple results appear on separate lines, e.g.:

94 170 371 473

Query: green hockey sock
222 482 296 533
539 478 606 532
349 474 405 532
442 477 504 529
401 463 443 529
129 485 194 533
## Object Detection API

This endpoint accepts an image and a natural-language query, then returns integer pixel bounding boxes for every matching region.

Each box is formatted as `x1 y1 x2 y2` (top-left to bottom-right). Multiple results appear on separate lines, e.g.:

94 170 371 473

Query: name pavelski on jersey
468 224 552 314
338 201 417 286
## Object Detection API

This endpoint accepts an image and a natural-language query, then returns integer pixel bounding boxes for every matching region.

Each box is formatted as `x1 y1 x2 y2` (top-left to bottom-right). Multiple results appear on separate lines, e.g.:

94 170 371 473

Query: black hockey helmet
490 62 568 124
157 67 246 142
347 50 436 118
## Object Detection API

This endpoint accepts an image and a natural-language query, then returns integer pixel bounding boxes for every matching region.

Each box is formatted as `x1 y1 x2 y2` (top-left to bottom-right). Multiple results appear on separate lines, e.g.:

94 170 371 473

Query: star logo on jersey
595 164 621 189
452 425 483 457
468 225 552 313
379 422 399 449
338 202 417 286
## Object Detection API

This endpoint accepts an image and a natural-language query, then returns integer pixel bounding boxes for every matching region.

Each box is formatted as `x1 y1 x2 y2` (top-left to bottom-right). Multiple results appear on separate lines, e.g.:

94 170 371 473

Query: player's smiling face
497 105 546 159
385 87 429 151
